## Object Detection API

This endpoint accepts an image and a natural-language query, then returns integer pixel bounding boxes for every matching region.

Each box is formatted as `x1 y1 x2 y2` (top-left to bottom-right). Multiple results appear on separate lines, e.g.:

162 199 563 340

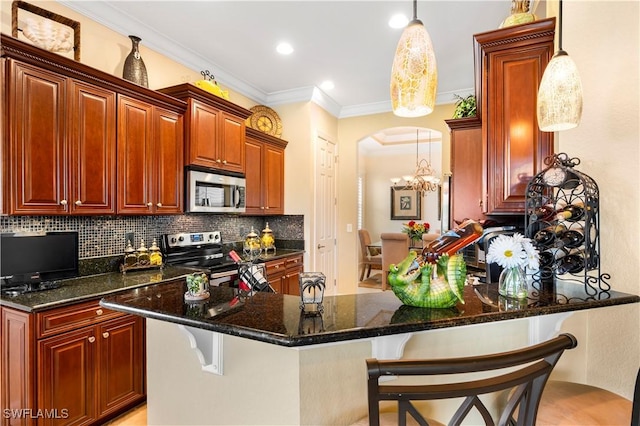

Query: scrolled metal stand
525 153 610 296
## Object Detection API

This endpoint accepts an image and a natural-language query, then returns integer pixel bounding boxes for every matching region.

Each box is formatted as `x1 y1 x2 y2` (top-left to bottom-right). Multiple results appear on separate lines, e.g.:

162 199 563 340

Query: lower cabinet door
97 315 145 417
38 327 96 426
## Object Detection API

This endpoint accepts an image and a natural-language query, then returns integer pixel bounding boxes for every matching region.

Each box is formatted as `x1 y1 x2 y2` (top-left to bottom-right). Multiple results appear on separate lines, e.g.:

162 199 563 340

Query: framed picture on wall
390 187 421 220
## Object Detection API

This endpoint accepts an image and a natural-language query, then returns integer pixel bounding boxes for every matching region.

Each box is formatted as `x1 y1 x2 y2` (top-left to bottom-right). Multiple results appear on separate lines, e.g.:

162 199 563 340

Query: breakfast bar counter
99 279 638 425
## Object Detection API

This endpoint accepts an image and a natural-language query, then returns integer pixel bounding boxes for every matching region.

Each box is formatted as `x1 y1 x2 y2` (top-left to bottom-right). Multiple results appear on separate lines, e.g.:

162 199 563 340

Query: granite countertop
240 249 304 263
100 278 639 347
0 266 202 312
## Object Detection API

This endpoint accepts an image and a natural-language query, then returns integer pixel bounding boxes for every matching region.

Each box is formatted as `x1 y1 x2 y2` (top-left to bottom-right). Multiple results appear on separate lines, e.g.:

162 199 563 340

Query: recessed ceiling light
389 13 409 29
320 80 334 91
276 42 294 55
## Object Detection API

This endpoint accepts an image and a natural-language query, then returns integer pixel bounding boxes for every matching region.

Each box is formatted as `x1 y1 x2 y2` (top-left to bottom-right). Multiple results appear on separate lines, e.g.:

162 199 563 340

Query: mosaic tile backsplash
0 214 304 259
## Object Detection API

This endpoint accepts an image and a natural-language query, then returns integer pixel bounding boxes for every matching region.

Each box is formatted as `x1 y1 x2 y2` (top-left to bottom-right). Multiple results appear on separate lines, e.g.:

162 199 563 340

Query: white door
314 135 337 295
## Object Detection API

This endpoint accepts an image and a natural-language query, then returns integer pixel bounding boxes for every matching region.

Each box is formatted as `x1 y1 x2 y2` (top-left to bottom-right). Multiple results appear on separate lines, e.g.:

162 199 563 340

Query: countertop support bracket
177 325 224 375
528 312 574 345
371 333 413 359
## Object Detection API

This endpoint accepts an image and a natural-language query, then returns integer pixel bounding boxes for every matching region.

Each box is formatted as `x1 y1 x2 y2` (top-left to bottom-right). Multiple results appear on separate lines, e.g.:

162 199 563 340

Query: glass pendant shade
390 20 438 117
537 50 583 131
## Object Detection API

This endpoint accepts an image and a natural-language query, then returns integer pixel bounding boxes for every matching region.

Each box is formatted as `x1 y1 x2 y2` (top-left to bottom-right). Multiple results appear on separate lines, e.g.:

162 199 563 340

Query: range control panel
164 231 221 248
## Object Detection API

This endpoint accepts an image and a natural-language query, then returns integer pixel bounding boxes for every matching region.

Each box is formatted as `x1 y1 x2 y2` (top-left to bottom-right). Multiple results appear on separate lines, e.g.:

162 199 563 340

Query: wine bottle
533 224 567 249
556 254 585 274
422 219 483 263
539 247 568 268
555 229 584 249
229 250 269 292
556 201 585 222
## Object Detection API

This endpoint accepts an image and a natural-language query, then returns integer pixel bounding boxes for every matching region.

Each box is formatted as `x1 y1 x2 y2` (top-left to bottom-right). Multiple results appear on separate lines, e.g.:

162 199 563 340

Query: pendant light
537 0 583 131
390 0 437 117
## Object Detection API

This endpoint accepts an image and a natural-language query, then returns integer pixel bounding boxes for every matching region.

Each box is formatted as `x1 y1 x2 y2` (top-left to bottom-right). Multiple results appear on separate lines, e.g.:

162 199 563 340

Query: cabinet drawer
37 299 124 339
285 255 303 270
265 260 286 278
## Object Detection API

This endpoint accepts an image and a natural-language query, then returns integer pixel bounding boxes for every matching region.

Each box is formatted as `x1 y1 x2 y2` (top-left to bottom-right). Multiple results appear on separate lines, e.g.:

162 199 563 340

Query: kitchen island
100 278 639 425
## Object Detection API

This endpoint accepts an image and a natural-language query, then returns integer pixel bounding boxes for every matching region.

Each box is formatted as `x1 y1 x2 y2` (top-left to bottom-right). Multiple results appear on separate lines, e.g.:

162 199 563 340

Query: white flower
486 233 536 269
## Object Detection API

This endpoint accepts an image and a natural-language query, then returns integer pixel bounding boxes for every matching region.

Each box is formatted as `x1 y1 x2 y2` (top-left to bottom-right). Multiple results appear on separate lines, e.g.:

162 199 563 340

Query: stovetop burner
1 280 61 297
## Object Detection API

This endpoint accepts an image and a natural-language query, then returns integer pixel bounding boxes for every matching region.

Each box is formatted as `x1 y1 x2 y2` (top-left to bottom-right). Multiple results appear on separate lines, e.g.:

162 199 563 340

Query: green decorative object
452 94 476 119
387 251 466 308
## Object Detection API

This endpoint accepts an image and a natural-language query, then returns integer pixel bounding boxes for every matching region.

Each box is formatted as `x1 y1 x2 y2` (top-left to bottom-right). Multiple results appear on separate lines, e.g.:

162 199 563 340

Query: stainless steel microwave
186 170 246 213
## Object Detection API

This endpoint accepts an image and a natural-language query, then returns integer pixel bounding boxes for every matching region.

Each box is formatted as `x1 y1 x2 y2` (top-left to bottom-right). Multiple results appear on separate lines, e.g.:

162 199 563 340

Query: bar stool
352 333 577 425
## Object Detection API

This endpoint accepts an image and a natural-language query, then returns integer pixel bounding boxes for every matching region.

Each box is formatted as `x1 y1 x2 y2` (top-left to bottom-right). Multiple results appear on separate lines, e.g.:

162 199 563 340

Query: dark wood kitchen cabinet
245 128 288 215
265 253 303 295
473 18 555 215
2 59 116 215
445 117 484 227
1 34 186 217
117 96 184 214
158 84 252 175
1 301 145 426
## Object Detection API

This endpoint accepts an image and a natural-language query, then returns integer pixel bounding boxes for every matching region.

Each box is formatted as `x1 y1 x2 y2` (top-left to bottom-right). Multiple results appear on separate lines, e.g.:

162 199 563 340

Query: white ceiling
60 0 521 118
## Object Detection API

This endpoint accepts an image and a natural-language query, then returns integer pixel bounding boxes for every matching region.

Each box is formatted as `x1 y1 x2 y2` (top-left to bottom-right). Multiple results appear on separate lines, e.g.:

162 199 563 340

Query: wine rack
525 153 610 295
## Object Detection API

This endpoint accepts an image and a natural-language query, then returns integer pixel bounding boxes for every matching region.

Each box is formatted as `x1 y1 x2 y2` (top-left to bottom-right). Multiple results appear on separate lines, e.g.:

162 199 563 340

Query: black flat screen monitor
0 231 79 285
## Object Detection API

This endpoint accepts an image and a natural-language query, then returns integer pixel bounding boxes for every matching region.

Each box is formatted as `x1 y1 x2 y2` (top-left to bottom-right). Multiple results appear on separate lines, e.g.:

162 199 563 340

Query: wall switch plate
125 232 135 246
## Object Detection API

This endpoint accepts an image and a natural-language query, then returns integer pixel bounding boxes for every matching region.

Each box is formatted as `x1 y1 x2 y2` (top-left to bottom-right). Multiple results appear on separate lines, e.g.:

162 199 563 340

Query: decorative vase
123 35 148 87
498 266 528 299
499 0 537 28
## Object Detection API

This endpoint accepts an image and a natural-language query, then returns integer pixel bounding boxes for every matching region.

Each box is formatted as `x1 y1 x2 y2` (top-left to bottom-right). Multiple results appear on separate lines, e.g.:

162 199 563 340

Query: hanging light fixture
390 0 437 117
391 130 440 194
537 0 583 131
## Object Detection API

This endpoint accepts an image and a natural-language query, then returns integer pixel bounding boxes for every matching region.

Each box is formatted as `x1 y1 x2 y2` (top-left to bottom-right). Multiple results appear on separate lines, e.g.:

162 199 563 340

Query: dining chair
380 233 410 291
536 366 639 425
359 229 383 281
354 333 577 426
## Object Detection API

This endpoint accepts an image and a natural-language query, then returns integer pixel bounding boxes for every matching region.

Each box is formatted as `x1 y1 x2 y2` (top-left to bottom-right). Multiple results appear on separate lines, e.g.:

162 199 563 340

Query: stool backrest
632 368 640 426
366 333 577 426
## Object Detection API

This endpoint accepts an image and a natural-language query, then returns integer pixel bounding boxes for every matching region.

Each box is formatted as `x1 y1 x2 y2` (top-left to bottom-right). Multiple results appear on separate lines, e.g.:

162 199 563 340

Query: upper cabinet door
69 80 117 214
263 144 285 215
117 96 154 214
475 18 555 215
188 100 220 169
154 108 183 214
7 60 67 214
219 112 246 174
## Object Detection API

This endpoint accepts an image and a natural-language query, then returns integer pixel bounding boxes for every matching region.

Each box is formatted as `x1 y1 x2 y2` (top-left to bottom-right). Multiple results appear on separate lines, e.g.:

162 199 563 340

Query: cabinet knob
157 203 162 207
147 202 153 207
102 332 110 339
222 160 227 164
479 199 483 207
265 207 269 210
216 159 222 163
260 206 265 210
59 199 68 206
96 309 103 316
274 265 280 269
88 336 96 343
75 200 82 205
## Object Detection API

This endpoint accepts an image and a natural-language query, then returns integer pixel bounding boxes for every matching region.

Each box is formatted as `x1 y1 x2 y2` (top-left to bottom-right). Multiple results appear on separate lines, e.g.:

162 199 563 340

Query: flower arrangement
486 233 540 270
402 221 430 242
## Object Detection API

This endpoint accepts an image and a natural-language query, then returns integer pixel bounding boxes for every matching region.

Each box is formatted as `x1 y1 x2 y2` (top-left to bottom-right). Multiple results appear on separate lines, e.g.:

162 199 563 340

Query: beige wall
2 0 638 399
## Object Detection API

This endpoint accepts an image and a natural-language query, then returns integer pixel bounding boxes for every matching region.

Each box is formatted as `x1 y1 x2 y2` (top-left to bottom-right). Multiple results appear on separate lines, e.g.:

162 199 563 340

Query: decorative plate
247 105 282 138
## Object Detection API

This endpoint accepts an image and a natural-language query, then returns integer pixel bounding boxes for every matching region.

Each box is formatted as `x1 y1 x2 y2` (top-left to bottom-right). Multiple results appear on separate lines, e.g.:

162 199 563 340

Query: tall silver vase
123 35 148 87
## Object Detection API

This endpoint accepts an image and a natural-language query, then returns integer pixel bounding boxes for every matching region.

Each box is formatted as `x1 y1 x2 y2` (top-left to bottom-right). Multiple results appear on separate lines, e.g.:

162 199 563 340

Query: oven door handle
210 269 238 279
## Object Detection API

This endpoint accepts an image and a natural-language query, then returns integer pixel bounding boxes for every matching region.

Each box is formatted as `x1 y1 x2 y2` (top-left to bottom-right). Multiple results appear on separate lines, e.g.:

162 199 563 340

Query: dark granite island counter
100 278 638 425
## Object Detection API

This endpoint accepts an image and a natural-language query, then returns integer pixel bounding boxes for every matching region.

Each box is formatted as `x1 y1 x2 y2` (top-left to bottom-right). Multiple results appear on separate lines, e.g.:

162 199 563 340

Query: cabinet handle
216 159 222 163
260 206 265 210
96 309 103 316
102 332 110 339
265 207 269 210
318 244 325 249
157 203 162 207
59 199 67 206
222 160 227 164
274 265 280 269
75 200 82 205
479 199 483 207
88 336 96 343
147 202 153 207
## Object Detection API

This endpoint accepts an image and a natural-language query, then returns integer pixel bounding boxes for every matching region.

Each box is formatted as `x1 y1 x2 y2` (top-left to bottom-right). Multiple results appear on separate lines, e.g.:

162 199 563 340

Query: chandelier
390 0 438 117
391 130 440 194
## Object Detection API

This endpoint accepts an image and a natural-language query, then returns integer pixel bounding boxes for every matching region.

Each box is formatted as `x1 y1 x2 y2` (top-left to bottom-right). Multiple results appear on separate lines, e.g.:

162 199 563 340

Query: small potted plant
185 272 210 300
452 94 477 119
